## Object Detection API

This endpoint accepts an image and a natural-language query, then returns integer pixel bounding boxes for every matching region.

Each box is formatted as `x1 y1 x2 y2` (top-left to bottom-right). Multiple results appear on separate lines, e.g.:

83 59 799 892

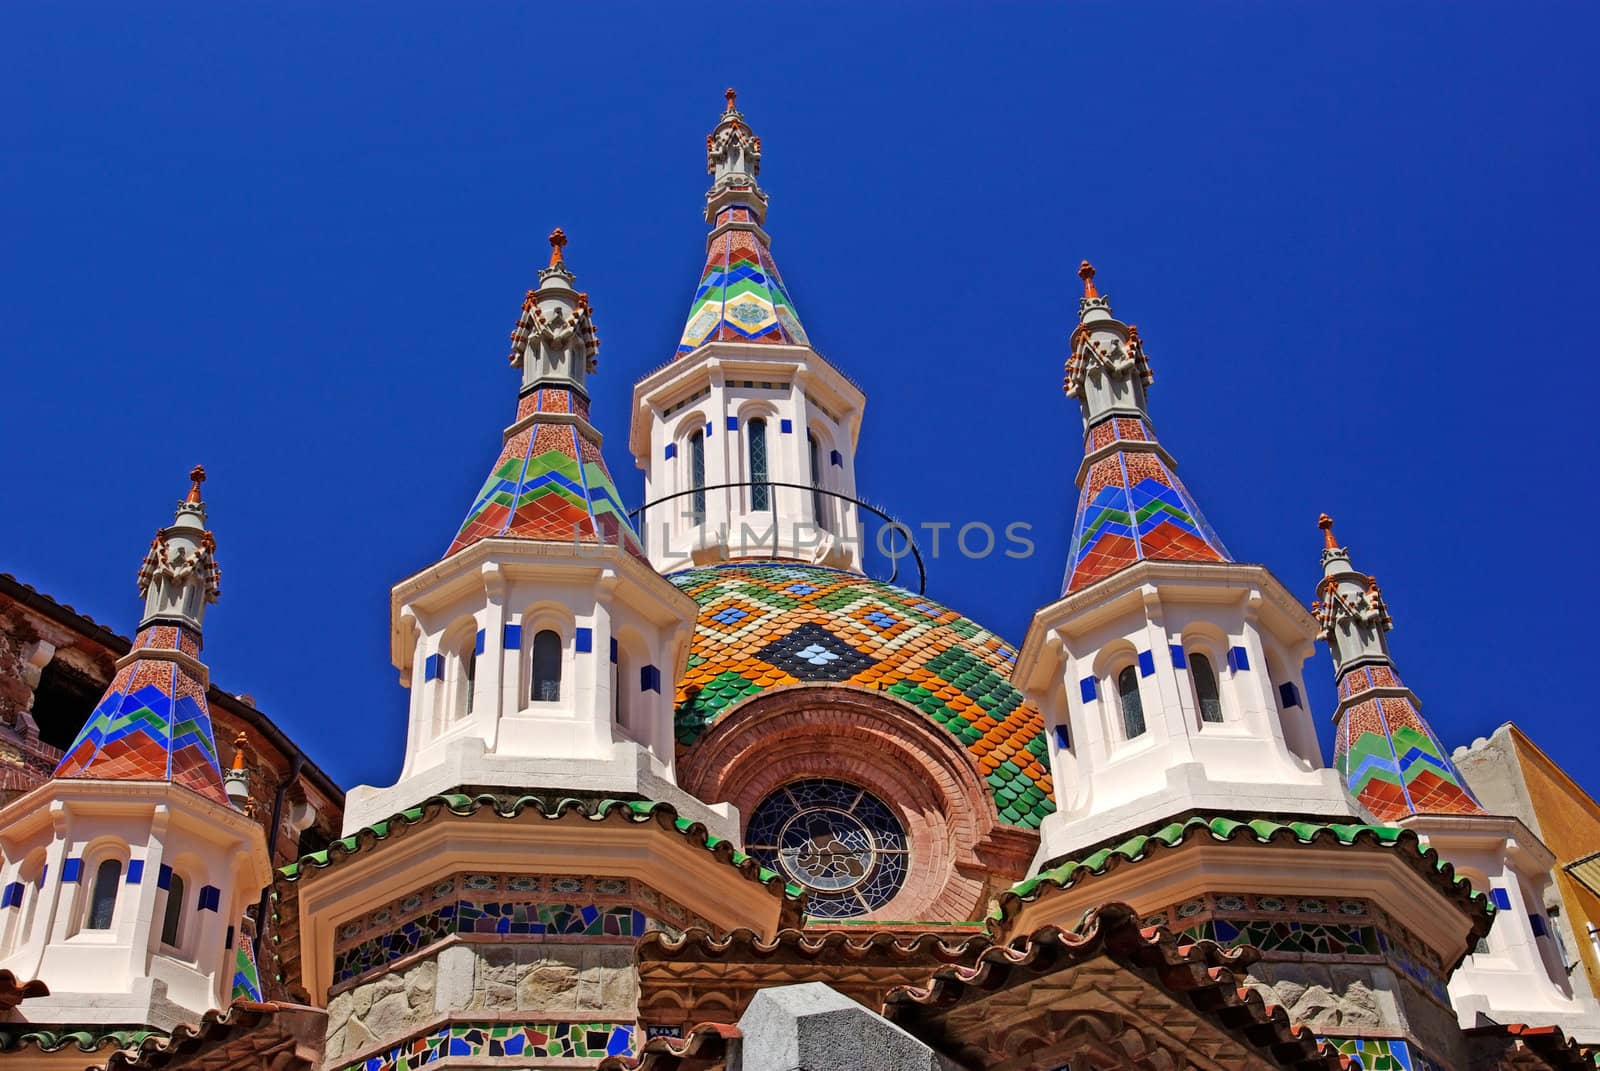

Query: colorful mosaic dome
668 563 1054 829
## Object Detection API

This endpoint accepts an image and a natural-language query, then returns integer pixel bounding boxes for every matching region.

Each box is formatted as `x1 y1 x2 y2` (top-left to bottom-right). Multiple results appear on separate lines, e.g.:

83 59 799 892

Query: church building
0 91 1596 1071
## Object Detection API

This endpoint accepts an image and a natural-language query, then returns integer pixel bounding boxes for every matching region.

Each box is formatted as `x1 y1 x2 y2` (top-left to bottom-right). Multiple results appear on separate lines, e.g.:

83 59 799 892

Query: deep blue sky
4 5 1597 799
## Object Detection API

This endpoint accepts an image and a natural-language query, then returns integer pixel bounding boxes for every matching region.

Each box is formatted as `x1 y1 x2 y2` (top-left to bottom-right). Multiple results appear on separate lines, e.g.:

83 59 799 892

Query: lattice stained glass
745 779 908 919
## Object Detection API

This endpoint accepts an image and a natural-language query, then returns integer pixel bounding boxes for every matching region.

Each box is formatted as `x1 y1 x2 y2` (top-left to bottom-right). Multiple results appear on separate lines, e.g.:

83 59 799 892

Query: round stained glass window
744 779 909 919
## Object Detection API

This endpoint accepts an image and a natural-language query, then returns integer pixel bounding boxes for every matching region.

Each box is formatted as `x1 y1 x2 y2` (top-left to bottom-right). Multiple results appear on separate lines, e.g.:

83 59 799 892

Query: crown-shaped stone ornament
135 465 221 632
506 229 599 386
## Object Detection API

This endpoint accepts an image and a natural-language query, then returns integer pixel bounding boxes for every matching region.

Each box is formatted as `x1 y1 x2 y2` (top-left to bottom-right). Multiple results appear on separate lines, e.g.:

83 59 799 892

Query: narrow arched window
808 433 829 532
462 645 477 717
1117 666 1146 740
531 630 562 702
748 418 770 511
86 859 121 930
688 430 706 522
1190 654 1223 723
160 873 186 947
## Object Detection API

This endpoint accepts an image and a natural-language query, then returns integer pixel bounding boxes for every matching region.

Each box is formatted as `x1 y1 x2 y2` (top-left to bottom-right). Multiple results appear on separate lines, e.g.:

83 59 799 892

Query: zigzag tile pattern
1333 668 1483 821
53 629 228 806
447 391 645 562
669 563 1054 828
1063 446 1230 594
677 209 808 353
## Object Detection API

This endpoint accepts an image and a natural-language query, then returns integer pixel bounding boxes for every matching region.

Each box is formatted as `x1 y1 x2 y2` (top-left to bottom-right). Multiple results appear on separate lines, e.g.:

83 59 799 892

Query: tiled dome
668 563 1055 829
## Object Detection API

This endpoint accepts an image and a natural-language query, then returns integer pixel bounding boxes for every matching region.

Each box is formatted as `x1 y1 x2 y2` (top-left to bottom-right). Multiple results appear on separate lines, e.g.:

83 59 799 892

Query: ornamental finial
1318 512 1338 550
547 227 568 268
725 87 737 112
185 465 206 504
231 730 249 772
1079 261 1098 300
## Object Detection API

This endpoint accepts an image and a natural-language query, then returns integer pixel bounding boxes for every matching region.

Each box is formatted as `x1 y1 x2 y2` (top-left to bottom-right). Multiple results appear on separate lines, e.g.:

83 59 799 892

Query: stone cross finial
548 227 568 268
1318 512 1338 550
725 87 737 112
1079 261 1098 300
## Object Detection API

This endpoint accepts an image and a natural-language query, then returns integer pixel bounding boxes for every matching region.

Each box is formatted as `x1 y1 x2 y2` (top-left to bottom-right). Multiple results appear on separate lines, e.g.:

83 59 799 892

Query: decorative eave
882 903 1343 1071
1463 1023 1600 1071
629 342 866 461
97 1000 326 1070
638 926 985 971
0 1026 158 1060
0 970 48 1010
598 1022 740 1071
989 814 1491 960
267 794 805 1000
1013 560 1320 691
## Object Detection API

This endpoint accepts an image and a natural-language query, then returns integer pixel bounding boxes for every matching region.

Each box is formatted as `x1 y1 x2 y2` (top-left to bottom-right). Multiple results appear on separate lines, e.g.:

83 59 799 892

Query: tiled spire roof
1060 263 1229 594
53 469 230 806
676 89 810 354
1313 514 1485 821
447 231 645 560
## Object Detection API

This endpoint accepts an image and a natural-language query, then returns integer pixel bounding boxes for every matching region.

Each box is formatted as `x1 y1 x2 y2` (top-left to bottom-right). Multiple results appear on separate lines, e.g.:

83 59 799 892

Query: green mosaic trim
342 1021 634 1069
992 815 1490 930
0 1028 159 1054
277 794 803 901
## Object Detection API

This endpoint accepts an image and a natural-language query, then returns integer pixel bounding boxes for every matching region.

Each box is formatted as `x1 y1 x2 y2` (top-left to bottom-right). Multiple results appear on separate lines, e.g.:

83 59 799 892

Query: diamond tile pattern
1063 442 1231 594
677 207 809 353
447 388 646 561
669 563 1054 828
53 625 229 806
1333 667 1484 822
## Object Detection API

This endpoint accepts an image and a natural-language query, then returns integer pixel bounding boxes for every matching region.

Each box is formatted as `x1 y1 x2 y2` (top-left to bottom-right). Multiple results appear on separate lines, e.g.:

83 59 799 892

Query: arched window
1190 654 1223 723
808 433 830 532
461 645 477 717
1117 666 1146 740
748 418 770 511
531 629 562 702
85 859 121 930
160 872 186 947
688 430 706 523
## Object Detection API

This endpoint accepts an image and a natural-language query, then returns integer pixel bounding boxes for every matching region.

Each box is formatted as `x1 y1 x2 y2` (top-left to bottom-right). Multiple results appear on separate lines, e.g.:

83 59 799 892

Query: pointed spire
449 233 645 561
1059 262 1228 594
54 468 231 806
1312 515 1484 821
679 89 809 355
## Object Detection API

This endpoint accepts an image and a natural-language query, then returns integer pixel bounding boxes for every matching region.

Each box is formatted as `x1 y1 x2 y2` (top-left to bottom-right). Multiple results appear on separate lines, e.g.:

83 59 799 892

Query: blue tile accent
1 883 22 909
62 858 82 883
1169 644 1187 669
225 925 234 949
575 627 593 654
1228 645 1250 672
780 418 793 434
424 654 443 682
1137 650 1155 677
198 885 221 912
503 624 521 649
125 860 144 885
664 442 677 460
474 629 485 656
727 416 740 431
1079 676 1097 703
1053 725 1071 750
830 449 842 467
1490 887 1512 910
610 637 618 664
641 665 662 693
158 864 173 891
705 421 713 437
1530 913 1549 937
1279 682 1301 708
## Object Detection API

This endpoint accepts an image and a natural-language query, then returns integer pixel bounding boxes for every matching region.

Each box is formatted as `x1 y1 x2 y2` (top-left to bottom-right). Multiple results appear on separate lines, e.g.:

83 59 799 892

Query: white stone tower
629 89 865 573
1313 515 1600 1040
1012 264 1352 864
341 232 731 838
0 468 271 1031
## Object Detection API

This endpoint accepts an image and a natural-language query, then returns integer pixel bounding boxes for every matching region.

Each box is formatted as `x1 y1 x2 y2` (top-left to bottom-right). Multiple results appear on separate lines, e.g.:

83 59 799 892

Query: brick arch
678 684 1037 923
